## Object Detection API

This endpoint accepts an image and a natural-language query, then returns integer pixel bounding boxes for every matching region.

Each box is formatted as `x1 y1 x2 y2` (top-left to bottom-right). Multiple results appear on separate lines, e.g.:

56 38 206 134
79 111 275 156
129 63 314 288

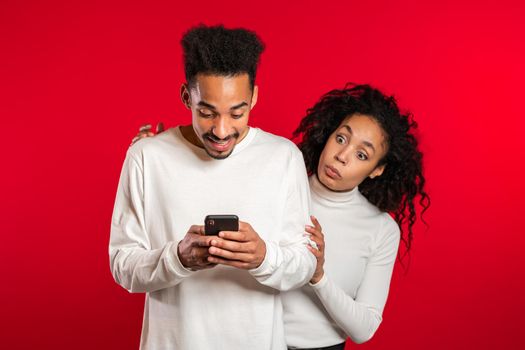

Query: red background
1 0 524 349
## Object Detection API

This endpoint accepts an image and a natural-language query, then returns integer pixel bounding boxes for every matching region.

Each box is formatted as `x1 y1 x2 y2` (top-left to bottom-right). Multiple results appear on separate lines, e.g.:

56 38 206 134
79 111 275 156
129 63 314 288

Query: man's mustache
204 132 240 142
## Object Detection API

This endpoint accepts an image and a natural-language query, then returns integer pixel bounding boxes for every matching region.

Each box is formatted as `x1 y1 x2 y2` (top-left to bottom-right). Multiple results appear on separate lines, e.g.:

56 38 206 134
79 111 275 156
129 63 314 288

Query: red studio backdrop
1 0 524 349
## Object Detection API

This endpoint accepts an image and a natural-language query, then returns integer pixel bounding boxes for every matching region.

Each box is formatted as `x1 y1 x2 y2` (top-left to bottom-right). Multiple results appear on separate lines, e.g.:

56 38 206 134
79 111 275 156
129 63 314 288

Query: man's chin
202 136 237 159
204 147 235 160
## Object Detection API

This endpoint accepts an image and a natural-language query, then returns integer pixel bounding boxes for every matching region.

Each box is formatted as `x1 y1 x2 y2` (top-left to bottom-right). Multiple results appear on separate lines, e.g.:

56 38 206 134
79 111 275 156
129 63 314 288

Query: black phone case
204 215 239 235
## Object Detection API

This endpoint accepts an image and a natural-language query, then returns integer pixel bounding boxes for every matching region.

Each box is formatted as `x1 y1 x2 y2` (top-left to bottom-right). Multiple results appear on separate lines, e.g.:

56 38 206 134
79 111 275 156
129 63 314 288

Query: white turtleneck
282 175 400 348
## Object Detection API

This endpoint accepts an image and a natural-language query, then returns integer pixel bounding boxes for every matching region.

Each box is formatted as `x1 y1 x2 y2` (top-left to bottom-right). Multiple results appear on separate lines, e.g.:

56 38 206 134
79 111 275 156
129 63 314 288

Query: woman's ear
369 164 386 179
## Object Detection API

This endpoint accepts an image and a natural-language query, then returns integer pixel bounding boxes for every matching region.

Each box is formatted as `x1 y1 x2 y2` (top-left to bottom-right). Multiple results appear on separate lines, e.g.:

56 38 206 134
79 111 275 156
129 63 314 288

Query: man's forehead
190 74 252 107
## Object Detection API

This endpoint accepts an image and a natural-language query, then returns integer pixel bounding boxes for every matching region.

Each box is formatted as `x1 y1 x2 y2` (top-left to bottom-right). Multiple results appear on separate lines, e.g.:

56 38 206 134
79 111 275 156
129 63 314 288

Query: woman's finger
138 131 154 138
139 124 152 132
307 245 322 258
306 234 325 251
305 226 322 237
311 215 322 231
309 235 322 246
304 233 321 248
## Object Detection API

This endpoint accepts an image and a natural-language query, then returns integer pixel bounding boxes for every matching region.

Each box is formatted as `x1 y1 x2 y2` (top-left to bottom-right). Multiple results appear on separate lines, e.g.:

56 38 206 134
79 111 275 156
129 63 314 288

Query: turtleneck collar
309 174 359 204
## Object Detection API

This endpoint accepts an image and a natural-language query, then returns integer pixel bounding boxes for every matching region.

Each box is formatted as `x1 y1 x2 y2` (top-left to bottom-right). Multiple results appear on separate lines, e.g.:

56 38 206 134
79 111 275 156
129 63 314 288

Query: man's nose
212 116 231 139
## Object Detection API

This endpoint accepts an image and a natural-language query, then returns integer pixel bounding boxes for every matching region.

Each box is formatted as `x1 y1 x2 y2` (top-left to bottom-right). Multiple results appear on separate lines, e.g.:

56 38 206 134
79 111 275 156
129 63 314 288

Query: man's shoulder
252 128 302 156
127 127 183 159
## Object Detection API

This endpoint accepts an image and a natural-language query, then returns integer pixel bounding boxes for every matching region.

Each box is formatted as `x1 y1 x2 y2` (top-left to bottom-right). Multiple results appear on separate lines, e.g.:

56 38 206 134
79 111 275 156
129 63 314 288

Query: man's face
181 73 258 159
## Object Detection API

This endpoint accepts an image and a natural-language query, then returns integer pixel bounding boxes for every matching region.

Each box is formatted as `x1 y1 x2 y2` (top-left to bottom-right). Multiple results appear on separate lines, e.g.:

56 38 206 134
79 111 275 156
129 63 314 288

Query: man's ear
180 83 191 109
369 164 386 179
250 85 258 109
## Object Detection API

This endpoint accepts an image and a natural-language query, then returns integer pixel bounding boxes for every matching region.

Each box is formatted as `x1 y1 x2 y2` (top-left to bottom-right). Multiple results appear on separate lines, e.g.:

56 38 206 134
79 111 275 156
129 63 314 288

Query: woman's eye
335 135 345 144
357 152 368 161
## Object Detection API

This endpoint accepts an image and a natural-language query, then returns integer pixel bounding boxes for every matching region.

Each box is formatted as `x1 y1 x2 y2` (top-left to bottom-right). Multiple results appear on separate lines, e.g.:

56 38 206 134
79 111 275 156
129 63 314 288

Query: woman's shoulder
354 191 400 239
380 212 400 238
354 190 383 215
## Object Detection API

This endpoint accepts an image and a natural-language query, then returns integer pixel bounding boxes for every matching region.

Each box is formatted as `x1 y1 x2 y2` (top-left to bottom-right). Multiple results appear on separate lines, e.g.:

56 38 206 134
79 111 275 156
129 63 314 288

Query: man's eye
232 114 244 119
357 152 368 161
199 111 213 118
335 135 345 144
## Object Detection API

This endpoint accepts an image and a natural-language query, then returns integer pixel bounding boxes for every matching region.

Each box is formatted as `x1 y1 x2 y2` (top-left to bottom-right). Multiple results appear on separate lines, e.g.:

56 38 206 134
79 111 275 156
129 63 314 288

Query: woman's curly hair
293 83 430 258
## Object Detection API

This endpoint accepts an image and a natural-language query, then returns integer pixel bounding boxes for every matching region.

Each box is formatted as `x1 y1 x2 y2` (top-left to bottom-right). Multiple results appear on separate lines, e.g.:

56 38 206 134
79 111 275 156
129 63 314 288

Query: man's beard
202 131 240 160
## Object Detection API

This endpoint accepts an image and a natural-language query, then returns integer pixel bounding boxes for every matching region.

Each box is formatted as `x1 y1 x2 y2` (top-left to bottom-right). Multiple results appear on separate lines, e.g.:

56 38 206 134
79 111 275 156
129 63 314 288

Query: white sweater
283 175 400 348
109 127 315 350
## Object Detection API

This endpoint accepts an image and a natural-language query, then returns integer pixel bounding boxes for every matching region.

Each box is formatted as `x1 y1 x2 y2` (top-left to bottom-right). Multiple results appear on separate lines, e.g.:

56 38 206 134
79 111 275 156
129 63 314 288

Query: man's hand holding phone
207 221 267 270
177 225 217 271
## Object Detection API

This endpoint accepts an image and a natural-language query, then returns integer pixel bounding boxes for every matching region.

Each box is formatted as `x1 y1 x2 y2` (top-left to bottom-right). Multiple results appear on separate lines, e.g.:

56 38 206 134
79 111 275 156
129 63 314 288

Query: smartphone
204 215 239 235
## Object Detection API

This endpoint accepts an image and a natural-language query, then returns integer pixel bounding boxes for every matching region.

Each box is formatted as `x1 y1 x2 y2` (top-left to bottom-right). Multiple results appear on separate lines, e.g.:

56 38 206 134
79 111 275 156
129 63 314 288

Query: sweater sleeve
109 151 194 293
249 150 316 291
310 216 400 344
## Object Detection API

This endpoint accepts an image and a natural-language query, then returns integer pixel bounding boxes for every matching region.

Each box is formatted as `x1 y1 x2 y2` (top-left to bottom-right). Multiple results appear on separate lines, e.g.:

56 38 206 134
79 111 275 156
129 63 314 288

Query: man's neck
180 125 203 148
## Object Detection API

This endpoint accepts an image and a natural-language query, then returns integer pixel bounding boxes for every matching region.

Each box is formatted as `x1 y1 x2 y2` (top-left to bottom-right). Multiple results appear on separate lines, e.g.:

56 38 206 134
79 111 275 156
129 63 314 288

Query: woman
133 83 429 350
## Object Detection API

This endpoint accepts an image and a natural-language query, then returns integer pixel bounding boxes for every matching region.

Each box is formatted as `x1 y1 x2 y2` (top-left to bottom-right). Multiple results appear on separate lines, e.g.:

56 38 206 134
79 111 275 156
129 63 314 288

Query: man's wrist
250 239 273 275
176 241 188 267
170 240 194 275
257 240 267 267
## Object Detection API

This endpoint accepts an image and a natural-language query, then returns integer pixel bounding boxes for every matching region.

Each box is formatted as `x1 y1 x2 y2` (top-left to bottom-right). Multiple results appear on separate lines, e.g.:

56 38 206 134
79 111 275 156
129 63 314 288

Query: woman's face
317 114 388 192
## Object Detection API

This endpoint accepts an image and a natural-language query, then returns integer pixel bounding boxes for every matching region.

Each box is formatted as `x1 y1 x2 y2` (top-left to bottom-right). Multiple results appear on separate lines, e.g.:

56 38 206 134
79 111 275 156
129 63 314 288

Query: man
109 25 315 349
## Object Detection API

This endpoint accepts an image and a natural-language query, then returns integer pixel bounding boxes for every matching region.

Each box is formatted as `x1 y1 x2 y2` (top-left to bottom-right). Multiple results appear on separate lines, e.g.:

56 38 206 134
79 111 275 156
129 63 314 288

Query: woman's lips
325 165 342 179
